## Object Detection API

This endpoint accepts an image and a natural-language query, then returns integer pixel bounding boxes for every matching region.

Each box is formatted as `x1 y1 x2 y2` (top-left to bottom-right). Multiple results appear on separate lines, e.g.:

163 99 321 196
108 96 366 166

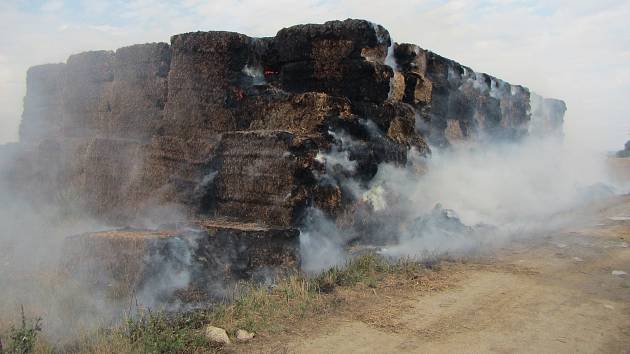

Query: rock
204 326 231 345
236 329 255 342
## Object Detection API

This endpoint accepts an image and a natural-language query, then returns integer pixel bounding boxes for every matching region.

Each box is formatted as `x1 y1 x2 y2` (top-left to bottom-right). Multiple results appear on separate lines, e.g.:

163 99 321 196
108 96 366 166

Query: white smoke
299 208 349 273
371 22 400 101
241 63 266 86
0 152 214 343
300 110 615 272
383 137 607 227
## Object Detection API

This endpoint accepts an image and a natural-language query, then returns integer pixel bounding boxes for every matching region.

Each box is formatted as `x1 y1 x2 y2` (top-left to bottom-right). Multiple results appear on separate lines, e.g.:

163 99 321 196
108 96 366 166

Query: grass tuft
1 306 42 354
123 310 212 353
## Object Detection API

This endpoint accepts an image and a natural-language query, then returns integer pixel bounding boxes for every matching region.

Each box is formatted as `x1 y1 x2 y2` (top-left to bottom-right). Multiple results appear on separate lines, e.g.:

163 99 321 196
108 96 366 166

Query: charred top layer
274 19 390 63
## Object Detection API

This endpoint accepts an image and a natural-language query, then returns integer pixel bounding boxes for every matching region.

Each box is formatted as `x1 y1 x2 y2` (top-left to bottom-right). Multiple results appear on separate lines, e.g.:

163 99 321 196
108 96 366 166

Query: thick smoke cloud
300 103 618 272
0 159 206 342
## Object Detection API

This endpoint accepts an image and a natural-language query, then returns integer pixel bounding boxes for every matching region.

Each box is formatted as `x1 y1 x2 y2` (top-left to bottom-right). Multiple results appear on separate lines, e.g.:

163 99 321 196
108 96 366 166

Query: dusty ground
236 193 630 354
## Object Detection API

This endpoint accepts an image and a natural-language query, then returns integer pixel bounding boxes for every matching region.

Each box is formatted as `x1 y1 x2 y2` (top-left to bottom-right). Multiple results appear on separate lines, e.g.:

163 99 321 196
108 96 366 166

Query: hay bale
61 221 300 301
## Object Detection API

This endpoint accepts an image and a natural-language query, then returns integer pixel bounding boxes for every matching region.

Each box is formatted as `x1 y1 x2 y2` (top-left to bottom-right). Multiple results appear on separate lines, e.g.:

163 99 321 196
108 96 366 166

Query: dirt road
246 195 630 353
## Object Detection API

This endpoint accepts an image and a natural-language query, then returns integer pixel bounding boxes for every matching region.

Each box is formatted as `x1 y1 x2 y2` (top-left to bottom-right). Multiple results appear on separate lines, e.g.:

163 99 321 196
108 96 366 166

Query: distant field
608 157 630 185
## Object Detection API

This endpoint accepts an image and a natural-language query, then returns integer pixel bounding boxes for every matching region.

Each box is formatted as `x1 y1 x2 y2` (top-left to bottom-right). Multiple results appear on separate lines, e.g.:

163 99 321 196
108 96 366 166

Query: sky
0 0 628 150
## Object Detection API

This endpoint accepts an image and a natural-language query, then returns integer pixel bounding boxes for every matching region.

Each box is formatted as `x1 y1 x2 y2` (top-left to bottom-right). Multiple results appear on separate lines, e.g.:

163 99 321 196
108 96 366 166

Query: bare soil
236 194 630 354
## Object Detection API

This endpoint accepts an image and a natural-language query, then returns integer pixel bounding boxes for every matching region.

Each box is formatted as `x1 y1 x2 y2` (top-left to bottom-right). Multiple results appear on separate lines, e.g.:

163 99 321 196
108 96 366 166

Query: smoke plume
299 105 616 272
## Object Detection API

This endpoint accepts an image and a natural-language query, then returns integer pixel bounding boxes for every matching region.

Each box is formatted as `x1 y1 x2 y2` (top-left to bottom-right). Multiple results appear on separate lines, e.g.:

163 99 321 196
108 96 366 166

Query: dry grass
1 253 453 354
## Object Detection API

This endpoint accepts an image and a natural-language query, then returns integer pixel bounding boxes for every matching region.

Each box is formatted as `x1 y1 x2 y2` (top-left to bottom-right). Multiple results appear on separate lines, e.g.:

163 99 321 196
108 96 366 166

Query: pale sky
0 0 628 150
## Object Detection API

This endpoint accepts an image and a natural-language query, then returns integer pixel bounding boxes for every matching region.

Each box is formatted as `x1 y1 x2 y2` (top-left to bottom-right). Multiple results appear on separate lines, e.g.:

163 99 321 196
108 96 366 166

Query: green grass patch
0 306 42 354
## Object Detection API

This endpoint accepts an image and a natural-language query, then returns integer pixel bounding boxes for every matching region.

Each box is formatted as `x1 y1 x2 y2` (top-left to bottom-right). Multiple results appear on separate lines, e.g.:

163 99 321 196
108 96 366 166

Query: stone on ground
205 325 231 345
236 329 255 342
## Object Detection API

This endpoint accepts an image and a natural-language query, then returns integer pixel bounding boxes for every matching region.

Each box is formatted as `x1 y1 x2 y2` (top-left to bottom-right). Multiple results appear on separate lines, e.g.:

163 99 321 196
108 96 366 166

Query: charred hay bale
278 55 393 103
275 19 393 103
394 43 428 76
210 130 320 227
402 72 432 106
61 229 187 299
138 135 219 211
237 91 354 135
19 64 66 143
61 223 300 301
62 51 115 138
14 19 565 231
393 46 534 146
109 43 171 141
275 19 389 63
198 220 301 279
1 138 90 206
529 93 567 137
497 84 531 139
351 100 430 153
165 31 253 138
80 138 146 222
